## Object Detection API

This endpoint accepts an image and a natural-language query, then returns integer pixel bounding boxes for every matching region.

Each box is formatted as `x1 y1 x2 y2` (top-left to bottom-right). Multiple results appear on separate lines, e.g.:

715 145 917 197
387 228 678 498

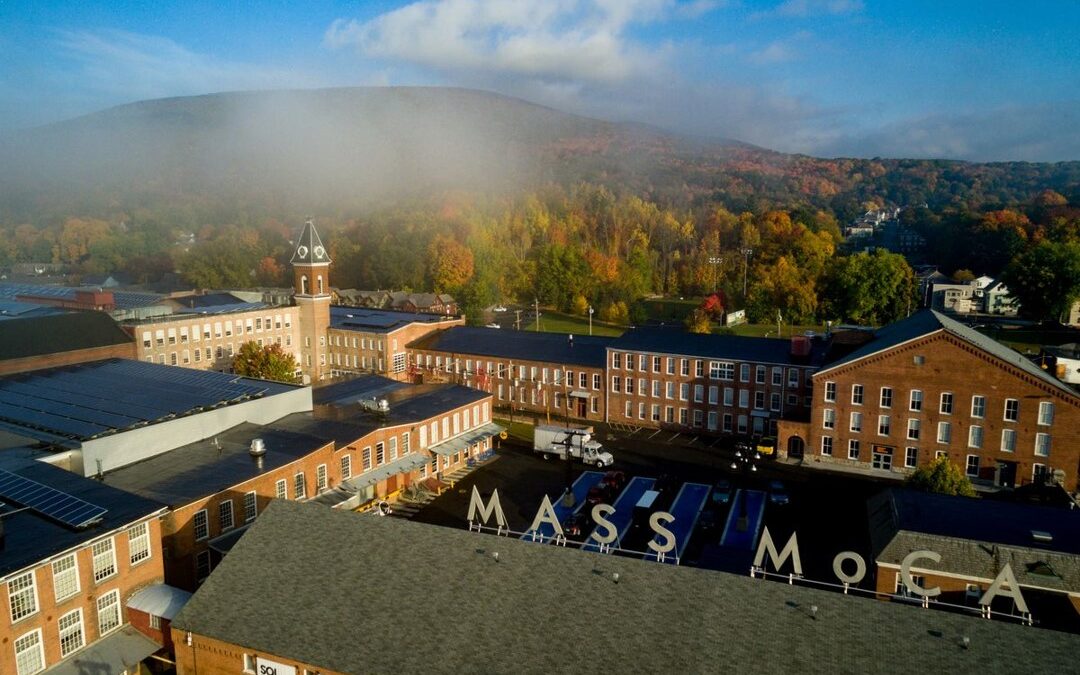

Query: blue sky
1 0 1077 160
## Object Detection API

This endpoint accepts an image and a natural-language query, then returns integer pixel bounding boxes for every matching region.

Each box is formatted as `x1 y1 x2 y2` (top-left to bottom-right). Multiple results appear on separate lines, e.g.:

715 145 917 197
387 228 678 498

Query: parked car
586 484 616 506
601 470 626 491
493 305 508 312
711 479 732 505
561 512 590 538
698 508 720 533
485 322 501 329
768 480 790 506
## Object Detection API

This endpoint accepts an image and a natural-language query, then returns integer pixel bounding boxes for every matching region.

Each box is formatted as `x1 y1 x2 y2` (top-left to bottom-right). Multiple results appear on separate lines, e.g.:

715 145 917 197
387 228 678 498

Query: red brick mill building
779 311 1080 491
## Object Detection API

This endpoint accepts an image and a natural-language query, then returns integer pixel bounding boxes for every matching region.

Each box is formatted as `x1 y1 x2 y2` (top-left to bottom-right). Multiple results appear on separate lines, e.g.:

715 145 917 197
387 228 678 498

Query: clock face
296 245 309 258
314 245 325 258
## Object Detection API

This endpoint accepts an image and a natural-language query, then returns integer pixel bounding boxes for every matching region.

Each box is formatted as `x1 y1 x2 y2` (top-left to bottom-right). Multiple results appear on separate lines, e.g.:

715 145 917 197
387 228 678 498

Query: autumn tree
427 233 475 293
684 308 712 334
232 341 301 383
1001 240 1080 321
746 256 818 324
905 456 976 497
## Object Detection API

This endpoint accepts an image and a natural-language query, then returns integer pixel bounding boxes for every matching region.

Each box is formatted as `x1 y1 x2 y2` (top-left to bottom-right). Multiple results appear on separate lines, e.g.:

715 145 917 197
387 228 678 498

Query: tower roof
290 219 331 265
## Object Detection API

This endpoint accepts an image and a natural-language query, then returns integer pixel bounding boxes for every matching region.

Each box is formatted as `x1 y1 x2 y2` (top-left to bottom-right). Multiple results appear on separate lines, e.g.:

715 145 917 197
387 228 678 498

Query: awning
343 452 430 489
208 525 251 555
45 625 160 674
126 583 192 621
568 390 590 399
427 422 505 457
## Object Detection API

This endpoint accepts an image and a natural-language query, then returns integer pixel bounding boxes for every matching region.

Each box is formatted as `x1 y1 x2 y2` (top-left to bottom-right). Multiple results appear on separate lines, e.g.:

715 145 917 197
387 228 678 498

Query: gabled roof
172 500 1080 674
817 310 1075 397
289 220 331 265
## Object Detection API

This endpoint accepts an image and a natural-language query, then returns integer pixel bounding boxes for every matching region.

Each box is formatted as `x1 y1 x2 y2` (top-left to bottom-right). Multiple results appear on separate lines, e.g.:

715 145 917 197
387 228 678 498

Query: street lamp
588 305 594 336
740 248 754 298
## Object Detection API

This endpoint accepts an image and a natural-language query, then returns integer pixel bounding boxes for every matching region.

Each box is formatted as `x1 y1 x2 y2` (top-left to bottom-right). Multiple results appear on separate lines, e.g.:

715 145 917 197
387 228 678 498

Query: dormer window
297 245 309 259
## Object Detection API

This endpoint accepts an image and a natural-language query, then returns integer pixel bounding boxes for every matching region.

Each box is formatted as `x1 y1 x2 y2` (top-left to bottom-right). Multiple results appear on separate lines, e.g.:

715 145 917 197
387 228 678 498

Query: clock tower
290 219 332 383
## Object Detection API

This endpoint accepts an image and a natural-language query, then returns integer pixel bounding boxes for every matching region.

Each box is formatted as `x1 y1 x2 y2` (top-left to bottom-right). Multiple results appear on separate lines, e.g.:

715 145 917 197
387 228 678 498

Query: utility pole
514 309 522 331
534 298 540 332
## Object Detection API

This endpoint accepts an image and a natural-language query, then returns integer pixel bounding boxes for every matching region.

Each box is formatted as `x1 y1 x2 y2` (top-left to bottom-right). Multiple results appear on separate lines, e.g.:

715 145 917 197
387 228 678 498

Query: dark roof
382 383 488 426
0 359 298 446
868 490 1080 593
329 306 454 333
0 281 164 310
173 500 1080 674
0 457 164 577
168 292 249 308
819 310 1075 396
101 412 372 505
312 374 407 406
0 311 133 360
410 326 614 368
611 327 830 367
289 220 331 265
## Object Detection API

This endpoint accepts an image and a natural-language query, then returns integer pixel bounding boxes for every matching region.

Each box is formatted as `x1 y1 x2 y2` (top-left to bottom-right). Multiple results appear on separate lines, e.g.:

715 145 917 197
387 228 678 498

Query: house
930 276 1019 316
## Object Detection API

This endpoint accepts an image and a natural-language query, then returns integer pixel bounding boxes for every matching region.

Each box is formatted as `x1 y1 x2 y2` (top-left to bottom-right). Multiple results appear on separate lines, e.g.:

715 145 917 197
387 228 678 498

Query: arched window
317 275 324 294
300 275 308 295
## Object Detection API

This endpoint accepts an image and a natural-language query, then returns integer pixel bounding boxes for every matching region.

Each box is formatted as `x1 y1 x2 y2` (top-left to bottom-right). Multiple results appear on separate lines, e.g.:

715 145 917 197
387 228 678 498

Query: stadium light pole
708 256 724 294
740 248 753 297
588 305 594 335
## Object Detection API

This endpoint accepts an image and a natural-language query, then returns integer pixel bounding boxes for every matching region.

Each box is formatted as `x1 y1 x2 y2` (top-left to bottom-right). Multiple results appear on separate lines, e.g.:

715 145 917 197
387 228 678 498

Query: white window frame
51 554 80 603
8 571 38 623
14 628 44 675
193 509 209 541
128 521 151 566
219 499 234 531
970 395 985 419
58 608 85 658
244 491 258 522
1034 432 1051 457
965 454 979 477
1038 401 1054 426
92 537 117 582
96 589 122 636
1003 398 1019 422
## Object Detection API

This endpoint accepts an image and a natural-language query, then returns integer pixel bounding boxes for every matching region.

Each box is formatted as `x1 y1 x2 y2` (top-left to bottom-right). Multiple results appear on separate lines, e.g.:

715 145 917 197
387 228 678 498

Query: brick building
326 307 462 380
407 327 612 424
170 500 1080 674
779 310 1080 490
605 329 827 438
0 459 169 675
0 309 136 377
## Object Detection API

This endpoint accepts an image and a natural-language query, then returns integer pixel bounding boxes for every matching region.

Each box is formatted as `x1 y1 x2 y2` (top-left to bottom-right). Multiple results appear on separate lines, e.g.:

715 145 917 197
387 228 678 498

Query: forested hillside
1 87 1078 325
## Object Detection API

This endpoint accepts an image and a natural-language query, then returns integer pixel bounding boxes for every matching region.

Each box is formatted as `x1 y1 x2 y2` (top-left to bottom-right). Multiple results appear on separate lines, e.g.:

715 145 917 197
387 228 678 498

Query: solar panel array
330 307 443 332
0 468 108 529
0 359 270 441
175 301 268 315
0 282 164 310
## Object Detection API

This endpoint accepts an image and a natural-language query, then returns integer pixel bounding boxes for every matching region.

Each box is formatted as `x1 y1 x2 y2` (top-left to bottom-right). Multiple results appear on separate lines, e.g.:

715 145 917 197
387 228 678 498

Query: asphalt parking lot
411 426 895 589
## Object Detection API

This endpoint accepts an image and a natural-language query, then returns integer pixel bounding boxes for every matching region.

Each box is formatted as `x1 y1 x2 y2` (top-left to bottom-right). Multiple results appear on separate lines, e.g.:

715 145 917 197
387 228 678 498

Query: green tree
822 250 917 325
1001 240 1080 321
952 268 976 283
232 342 302 383
905 456 976 497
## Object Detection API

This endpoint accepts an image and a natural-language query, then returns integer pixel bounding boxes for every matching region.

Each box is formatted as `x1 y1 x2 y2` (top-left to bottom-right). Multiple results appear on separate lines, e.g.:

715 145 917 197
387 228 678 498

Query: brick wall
173 630 345 675
798 332 1080 490
0 515 165 674
326 317 463 380
0 342 137 377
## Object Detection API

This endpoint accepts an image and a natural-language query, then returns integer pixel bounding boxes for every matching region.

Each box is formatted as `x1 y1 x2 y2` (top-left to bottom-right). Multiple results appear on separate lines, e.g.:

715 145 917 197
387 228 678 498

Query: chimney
790 336 811 357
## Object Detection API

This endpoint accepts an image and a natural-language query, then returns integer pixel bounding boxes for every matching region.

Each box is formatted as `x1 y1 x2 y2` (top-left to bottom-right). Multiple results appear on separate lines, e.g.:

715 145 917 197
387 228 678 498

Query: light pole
534 298 540 332
588 305 594 336
707 256 724 294
740 248 754 298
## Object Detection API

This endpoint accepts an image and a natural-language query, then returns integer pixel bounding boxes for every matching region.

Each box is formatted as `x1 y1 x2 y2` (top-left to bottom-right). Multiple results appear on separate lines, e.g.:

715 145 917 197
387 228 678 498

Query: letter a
980 563 1029 615
528 495 564 540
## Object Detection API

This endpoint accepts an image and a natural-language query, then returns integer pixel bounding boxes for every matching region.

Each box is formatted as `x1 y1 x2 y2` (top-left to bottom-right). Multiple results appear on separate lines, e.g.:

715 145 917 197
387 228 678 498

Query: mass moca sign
467 487 1029 614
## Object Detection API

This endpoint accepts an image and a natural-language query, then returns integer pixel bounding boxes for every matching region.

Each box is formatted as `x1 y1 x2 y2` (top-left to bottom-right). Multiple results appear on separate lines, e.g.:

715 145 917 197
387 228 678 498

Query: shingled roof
173 500 1080 674
289 219 331 265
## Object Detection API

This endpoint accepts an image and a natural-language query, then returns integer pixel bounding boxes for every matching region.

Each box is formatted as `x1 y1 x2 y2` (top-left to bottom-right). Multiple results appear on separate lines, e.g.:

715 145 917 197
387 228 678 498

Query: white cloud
751 0 863 20
324 0 702 84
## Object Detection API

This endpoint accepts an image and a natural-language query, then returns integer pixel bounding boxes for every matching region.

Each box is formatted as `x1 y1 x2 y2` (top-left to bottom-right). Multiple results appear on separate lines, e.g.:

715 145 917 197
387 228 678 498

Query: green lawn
494 418 534 443
525 310 625 337
723 323 829 338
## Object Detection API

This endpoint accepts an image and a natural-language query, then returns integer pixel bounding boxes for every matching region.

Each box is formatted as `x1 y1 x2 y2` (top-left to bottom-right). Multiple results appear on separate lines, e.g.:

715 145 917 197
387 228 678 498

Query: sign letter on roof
900 550 941 598
753 527 803 576
528 495 563 540
979 563 1029 614
467 486 507 529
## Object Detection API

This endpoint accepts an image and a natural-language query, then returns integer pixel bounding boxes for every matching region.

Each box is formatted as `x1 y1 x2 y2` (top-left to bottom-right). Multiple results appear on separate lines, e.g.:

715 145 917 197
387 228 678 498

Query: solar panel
0 468 108 529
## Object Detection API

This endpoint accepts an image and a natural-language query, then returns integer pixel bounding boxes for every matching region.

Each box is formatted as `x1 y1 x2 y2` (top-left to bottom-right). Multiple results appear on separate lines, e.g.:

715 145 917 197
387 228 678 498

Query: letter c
900 550 941 598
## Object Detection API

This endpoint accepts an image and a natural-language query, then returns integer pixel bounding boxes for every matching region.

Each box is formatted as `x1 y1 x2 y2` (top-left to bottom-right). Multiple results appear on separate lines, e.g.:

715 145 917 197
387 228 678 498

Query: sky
1 0 1077 161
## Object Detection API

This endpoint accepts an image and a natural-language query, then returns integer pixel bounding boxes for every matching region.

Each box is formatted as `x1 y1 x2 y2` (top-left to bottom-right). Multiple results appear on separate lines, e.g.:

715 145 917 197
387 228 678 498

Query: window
709 361 720 379
363 446 373 470
909 390 923 411
738 390 749 408
737 415 748 434
707 411 718 430
96 589 121 635
907 419 920 441
904 447 918 469
1003 398 1019 422
317 464 328 491
92 538 116 582
275 479 287 499
723 387 733 406
244 491 258 522
756 366 766 384
937 422 951 444
51 555 80 603
219 499 234 531
612 352 621 368
739 364 750 382
965 455 979 477
652 380 661 398
592 373 601 390
626 378 635 395
708 386 718 405
653 356 661 372
341 454 353 480
722 413 732 432
1001 429 1016 453
878 415 891 436
968 425 983 449
880 387 892 408
58 609 85 657
681 383 690 401
639 354 647 370
851 384 864 405
1038 401 1054 426
193 509 210 540
822 409 835 430
651 404 660 422
681 359 689 376
895 572 925 597
128 522 151 565
195 550 211 582
1035 433 1051 457
939 392 953 414
695 360 704 377
244 654 257 673
376 442 386 465
611 376 621 393
849 412 862 433
8 572 38 622
293 472 306 499
770 393 781 411
824 382 836 402
14 629 44 675
971 395 985 418
771 367 782 386
847 439 860 460
693 385 703 403
821 436 833 456
754 391 765 410
787 368 799 388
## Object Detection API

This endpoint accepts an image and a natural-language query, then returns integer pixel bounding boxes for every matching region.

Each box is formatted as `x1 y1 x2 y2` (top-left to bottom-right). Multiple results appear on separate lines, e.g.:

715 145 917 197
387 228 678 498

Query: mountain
1 87 1078 223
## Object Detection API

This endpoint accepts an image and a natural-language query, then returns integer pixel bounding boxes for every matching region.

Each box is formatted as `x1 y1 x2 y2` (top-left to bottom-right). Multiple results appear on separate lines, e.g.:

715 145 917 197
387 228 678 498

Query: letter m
467 486 507 529
752 527 803 576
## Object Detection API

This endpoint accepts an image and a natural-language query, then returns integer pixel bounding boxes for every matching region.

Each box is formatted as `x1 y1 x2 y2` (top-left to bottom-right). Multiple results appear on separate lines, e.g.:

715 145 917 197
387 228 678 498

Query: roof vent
249 438 267 457
1031 530 1053 544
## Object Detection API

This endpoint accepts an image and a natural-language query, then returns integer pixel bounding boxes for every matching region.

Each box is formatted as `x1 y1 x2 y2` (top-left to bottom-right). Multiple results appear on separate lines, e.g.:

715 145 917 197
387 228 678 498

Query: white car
485 323 501 329
492 305 508 312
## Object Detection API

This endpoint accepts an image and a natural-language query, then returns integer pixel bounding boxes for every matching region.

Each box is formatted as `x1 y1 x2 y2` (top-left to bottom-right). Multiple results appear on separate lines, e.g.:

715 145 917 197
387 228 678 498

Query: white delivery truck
532 424 614 468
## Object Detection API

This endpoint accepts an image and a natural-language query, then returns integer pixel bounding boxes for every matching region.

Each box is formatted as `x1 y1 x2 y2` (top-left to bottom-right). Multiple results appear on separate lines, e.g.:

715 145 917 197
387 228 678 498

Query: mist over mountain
1 87 1077 224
